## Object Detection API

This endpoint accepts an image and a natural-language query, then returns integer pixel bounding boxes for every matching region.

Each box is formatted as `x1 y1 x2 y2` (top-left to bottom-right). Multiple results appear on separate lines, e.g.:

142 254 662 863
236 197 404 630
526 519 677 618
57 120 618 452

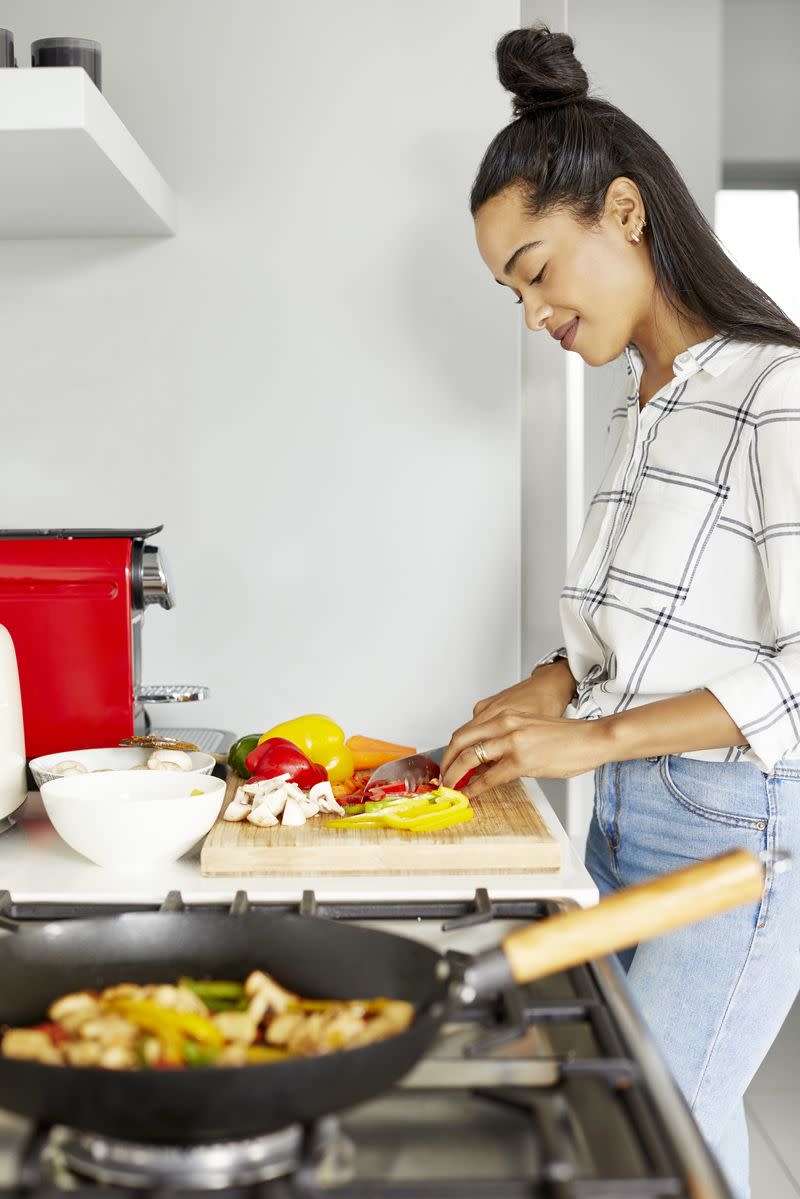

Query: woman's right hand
439 658 577 788
472 658 577 723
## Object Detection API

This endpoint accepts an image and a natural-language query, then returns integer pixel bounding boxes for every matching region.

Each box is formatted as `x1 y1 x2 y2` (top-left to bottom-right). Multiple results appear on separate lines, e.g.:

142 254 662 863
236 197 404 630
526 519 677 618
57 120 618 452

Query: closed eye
514 265 547 304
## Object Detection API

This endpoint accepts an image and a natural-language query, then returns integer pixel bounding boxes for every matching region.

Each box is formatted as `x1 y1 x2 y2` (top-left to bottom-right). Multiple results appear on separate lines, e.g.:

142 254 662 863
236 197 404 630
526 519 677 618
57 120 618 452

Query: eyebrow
495 240 543 283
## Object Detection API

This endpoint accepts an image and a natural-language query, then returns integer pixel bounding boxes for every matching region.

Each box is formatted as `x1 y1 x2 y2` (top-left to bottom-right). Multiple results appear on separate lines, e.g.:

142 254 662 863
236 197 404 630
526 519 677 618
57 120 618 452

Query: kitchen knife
363 746 446 793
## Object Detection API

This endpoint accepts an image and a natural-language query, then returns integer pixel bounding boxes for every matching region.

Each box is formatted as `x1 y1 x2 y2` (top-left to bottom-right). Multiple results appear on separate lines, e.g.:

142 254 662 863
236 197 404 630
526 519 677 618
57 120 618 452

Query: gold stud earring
631 219 646 244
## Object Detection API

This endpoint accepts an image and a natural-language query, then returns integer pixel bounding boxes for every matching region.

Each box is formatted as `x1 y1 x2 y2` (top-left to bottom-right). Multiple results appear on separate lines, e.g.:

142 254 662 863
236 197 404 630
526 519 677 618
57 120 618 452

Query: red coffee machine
0 527 208 759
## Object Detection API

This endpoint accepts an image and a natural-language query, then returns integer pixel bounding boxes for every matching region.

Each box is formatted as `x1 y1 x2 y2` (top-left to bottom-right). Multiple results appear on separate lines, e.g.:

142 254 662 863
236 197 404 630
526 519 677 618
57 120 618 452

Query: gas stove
0 891 730 1198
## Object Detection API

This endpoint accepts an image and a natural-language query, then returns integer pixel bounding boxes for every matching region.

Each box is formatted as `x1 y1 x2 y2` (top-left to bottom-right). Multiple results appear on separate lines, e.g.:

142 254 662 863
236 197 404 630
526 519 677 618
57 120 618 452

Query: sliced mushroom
248 783 289 818
242 774 291 796
309 781 344 814
223 786 252 822
53 760 88 777
281 796 306 827
247 803 279 827
147 749 194 771
283 782 318 818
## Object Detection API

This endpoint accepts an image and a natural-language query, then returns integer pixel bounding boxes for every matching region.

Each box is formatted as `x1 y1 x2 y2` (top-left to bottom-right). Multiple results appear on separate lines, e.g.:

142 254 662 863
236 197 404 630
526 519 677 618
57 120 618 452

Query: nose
525 298 553 334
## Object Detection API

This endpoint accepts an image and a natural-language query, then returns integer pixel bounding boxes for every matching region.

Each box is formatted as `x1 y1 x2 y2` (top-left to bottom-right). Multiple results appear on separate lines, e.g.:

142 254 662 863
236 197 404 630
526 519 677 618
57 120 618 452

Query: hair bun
496 25 589 116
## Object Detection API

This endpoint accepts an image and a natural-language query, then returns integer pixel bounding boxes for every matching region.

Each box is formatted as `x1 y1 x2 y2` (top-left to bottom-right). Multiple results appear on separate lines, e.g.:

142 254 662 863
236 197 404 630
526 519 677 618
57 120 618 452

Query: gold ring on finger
473 742 489 766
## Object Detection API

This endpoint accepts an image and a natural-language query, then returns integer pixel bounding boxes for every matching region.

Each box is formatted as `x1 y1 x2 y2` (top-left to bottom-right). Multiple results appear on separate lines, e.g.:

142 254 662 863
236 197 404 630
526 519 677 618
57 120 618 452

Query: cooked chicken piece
141 984 209 1016
1 1029 63 1066
48 991 100 1033
284 1011 331 1056
99 1044 138 1070
264 1010 306 1047
215 1043 249 1067
244 970 297 1017
318 1006 371 1050
350 1001 416 1047
79 1015 139 1047
212 1011 257 1044
369 999 414 1030
100 984 144 1004
62 1040 104 1068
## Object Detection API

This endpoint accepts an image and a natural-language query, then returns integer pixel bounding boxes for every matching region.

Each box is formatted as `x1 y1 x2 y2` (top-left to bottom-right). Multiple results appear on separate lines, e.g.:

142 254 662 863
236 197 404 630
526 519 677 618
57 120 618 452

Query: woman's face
473 181 653 366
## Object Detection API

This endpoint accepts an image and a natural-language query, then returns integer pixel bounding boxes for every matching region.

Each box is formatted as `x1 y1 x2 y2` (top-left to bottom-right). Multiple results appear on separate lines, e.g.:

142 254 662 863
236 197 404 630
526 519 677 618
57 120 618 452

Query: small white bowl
29 747 216 790
39 771 226 869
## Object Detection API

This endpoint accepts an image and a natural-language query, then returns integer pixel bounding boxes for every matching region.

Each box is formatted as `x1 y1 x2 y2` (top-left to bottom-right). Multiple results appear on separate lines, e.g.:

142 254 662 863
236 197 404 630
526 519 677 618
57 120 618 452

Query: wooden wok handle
504 848 763 985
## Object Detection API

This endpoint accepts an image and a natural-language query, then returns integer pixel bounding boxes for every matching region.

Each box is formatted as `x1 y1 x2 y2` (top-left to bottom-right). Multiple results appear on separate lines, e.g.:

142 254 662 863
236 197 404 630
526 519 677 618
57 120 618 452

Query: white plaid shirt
542 334 800 773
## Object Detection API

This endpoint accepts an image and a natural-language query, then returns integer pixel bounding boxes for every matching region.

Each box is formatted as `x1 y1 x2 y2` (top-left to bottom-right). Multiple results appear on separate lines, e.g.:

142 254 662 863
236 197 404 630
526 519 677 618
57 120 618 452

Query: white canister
0 624 26 822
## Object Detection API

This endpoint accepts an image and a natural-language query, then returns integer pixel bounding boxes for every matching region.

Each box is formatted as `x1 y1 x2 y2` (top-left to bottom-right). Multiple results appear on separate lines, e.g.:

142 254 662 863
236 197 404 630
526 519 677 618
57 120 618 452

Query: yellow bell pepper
107 998 225 1057
324 788 474 834
258 714 354 784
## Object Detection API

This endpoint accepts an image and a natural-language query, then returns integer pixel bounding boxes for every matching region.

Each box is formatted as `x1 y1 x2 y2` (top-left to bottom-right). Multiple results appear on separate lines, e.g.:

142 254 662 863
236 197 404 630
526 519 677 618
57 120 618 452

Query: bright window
714 189 800 324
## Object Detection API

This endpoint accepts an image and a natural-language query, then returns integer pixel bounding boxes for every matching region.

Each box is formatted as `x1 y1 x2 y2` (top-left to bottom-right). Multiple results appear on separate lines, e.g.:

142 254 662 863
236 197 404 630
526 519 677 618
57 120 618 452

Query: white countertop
0 781 597 907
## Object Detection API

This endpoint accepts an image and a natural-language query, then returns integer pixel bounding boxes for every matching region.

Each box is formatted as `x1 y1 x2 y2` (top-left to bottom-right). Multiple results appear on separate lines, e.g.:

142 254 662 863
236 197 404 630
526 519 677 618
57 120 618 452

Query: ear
604 177 645 235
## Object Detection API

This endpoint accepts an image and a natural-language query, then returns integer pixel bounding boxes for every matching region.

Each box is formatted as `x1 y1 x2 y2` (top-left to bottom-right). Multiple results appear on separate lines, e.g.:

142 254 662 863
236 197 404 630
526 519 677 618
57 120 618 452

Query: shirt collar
624 334 756 397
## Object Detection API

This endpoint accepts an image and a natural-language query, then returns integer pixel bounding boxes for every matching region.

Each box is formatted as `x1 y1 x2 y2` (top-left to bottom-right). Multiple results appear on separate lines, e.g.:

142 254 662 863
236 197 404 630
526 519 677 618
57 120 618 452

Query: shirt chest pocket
604 467 730 608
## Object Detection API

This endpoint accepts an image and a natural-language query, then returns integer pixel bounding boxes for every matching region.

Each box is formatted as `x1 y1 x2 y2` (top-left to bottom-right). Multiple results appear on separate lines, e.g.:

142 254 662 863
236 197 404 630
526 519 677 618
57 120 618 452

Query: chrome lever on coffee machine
132 543 176 611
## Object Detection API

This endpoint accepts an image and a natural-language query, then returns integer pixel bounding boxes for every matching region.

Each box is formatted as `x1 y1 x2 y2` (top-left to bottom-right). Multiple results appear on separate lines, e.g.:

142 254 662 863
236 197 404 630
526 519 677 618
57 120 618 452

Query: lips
551 317 578 343
551 318 579 352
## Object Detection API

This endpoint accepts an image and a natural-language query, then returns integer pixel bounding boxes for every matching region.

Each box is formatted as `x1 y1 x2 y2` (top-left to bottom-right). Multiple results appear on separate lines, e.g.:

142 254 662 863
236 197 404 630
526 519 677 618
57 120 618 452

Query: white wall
723 0 800 162
0 0 522 747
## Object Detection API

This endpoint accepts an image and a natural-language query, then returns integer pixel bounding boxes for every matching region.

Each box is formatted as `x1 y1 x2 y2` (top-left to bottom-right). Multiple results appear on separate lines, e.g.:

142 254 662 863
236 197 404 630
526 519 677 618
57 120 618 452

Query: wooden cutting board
200 773 561 876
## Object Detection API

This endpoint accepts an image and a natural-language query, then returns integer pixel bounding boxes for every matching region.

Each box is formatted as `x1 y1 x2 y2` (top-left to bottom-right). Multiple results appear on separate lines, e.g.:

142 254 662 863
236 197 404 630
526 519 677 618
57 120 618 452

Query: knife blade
363 746 446 793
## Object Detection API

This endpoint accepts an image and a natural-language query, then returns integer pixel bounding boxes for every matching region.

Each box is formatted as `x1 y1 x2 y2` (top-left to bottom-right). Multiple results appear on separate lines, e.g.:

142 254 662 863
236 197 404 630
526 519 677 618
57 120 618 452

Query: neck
629 289 716 379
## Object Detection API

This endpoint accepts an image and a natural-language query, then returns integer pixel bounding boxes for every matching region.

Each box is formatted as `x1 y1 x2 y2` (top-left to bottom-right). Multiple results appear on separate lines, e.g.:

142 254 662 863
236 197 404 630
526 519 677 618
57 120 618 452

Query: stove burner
45 1123 304 1189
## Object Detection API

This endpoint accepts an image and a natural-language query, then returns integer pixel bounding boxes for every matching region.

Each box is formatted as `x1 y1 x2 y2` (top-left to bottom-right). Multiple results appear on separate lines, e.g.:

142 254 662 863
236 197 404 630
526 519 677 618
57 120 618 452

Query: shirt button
677 351 691 364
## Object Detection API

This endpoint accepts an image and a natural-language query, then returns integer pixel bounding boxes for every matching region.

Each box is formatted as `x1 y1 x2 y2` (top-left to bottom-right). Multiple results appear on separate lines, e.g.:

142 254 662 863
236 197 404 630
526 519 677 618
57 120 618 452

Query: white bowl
29 747 216 790
39 771 226 869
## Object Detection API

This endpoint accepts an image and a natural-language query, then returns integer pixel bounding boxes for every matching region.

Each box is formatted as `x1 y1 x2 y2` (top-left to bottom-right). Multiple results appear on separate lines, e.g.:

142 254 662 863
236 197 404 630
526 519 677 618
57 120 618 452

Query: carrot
345 736 416 772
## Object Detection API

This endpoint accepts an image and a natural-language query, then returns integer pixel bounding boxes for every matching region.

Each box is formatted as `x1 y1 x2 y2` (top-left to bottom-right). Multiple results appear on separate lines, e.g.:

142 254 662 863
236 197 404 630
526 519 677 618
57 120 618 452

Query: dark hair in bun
496 26 589 116
469 24 800 353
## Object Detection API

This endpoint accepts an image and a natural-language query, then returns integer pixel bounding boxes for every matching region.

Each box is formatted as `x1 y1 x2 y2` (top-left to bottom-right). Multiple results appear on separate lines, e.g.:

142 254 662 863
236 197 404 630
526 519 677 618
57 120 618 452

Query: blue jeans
585 755 800 1199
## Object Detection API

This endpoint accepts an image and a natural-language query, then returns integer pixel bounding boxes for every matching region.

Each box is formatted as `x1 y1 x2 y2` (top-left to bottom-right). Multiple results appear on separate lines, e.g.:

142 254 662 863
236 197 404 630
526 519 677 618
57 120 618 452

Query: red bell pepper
454 767 478 791
33 1022 70 1046
245 737 327 790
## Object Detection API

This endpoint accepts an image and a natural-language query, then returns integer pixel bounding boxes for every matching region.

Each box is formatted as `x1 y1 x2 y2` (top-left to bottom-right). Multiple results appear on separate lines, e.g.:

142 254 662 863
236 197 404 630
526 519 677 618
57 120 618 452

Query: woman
439 25 800 1199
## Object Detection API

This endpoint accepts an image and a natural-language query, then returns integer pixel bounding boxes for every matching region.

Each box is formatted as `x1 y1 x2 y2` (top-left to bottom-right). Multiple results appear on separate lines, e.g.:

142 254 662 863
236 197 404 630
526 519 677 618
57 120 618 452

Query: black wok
0 848 763 1142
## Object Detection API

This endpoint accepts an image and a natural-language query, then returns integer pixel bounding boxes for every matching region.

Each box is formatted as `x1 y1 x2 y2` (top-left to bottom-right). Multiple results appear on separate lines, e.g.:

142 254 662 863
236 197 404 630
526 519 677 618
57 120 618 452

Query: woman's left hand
440 709 612 798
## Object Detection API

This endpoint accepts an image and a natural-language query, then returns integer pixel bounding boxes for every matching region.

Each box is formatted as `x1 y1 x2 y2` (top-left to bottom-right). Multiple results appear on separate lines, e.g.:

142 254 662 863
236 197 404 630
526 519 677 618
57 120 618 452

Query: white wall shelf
0 68 177 238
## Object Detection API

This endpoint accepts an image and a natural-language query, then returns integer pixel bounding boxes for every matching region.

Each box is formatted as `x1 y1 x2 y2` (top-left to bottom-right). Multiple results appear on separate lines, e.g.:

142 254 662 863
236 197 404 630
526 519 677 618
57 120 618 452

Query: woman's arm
601 689 745 761
441 688 746 795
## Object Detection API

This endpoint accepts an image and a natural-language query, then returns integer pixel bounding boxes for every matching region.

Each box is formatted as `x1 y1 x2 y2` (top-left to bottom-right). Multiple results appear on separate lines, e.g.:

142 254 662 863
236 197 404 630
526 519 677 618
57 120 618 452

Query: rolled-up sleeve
531 646 568 673
707 372 800 772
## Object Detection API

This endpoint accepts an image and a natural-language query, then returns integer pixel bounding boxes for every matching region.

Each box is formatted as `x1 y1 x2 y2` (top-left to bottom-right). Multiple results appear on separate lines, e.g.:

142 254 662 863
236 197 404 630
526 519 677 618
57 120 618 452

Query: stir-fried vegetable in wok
0 971 415 1070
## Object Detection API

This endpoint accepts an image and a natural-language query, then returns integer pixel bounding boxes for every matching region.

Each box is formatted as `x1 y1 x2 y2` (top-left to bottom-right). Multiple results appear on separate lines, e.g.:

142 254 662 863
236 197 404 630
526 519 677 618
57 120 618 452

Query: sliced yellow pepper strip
324 788 474 834
384 807 475 832
107 998 225 1049
382 796 469 830
245 1045 293 1063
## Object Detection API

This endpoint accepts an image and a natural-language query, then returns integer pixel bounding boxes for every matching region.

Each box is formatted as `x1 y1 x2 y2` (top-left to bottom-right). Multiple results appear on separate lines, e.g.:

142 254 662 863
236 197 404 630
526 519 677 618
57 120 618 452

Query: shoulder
739 343 800 420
